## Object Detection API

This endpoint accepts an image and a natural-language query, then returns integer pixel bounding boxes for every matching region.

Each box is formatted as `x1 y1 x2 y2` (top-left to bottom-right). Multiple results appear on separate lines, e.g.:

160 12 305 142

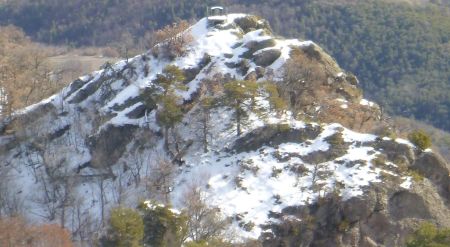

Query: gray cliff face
0 15 449 246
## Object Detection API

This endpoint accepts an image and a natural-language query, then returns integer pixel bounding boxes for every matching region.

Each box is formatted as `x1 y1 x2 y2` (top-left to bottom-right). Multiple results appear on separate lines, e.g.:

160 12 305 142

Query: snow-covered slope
1 14 449 245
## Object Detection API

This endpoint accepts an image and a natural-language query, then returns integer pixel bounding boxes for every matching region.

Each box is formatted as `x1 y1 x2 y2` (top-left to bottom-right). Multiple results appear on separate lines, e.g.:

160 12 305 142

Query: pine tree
159 65 185 150
139 202 188 247
223 80 258 136
103 207 144 247
141 64 186 105
262 81 287 116
141 65 186 150
197 96 214 153
157 95 184 149
408 130 432 151
156 65 186 96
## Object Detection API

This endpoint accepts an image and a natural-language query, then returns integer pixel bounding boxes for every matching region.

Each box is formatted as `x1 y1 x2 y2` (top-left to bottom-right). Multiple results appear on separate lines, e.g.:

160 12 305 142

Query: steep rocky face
0 14 449 246
262 148 450 247
279 45 381 133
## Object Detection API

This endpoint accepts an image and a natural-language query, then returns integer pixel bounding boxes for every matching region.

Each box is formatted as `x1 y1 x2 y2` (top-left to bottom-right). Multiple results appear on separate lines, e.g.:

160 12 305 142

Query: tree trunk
202 111 209 153
236 101 241 136
99 179 105 227
164 126 169 151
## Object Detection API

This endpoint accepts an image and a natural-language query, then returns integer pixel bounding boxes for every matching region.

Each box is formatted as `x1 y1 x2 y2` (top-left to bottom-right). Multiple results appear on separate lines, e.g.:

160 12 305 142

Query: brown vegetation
0 26 71 117
149 21 193 60
0 25 120 120
280 46 382 132
0 217 73 247
281 47 330 116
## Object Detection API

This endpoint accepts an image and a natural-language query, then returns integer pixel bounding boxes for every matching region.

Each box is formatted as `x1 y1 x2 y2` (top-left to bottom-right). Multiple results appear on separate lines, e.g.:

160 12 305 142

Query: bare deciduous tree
146 158 176 204
0 165 24 217
281 48 328 117
148 20 193 60
31 144 76 229
192 96 214 153
95 176 108 227
181 183 228 242
112 164 127 206
127 148 147 188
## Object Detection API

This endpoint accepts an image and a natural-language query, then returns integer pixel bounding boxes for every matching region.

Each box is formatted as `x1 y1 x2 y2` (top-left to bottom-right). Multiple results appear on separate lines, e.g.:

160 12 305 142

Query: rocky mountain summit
0 14 449 246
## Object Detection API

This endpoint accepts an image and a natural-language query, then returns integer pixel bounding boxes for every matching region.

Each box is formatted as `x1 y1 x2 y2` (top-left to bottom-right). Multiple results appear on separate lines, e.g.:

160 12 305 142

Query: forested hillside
0 0 449 131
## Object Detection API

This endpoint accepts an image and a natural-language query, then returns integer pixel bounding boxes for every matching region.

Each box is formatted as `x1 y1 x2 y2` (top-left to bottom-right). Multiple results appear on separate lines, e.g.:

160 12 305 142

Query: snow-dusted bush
408 130 432 151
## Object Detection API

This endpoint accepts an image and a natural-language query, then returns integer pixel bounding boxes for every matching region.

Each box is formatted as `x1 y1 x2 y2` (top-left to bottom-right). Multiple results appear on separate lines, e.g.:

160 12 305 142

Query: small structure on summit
207 6 227 26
